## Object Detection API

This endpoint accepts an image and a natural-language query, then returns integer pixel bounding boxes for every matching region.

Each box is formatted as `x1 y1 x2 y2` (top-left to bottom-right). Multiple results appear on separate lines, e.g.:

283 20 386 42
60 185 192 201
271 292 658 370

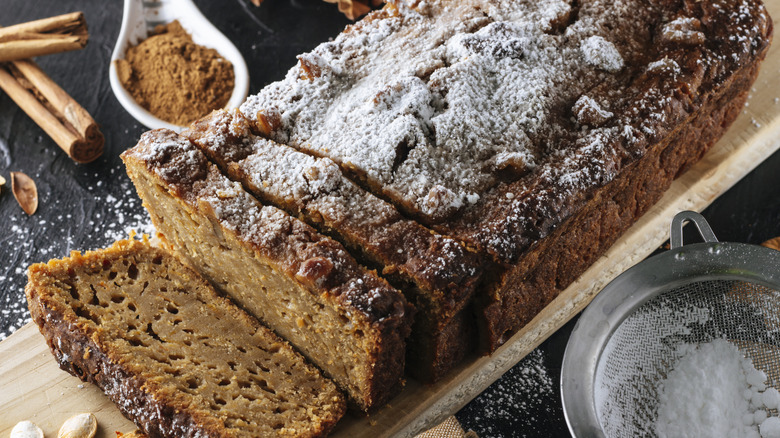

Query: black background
2 1 779 436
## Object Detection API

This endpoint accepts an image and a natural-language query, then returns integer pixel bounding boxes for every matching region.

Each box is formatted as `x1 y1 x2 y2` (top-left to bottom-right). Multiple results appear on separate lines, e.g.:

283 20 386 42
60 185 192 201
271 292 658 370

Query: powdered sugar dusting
457 349 560 437
241 0 632 221
467 0 771 261
573 95 614 127
661 17 706 45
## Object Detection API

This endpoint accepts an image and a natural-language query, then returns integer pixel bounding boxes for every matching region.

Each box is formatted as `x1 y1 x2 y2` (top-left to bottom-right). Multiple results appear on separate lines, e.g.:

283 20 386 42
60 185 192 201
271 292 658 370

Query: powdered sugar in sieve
561 211 780 438
594 279 780 437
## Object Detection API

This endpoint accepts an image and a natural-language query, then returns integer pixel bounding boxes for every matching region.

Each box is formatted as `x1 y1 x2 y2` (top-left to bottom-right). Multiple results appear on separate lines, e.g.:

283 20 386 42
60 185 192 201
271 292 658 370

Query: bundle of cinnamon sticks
0 12 103 163
0 12 87 62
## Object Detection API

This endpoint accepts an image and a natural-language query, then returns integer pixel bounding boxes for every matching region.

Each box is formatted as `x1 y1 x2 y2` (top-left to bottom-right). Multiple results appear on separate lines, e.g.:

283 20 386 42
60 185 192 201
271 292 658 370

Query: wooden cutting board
3 3 780 435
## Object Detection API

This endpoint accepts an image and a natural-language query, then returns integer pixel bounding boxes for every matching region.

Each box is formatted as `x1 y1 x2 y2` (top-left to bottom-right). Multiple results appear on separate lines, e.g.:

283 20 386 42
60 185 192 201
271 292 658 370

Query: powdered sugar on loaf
241 0 631 221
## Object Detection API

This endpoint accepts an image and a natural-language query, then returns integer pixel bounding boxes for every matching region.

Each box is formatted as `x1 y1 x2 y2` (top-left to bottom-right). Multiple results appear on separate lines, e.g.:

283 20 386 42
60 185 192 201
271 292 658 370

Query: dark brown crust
420 304 475 380
475 33 772 349
438 0 774 350
25 241 345 438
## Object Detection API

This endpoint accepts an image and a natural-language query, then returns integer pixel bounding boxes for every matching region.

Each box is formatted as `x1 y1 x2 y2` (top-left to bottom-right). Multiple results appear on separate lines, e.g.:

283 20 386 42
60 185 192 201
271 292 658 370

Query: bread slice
25 238 345 437
121 130 412 411
237 0 773 351
183 109 483 381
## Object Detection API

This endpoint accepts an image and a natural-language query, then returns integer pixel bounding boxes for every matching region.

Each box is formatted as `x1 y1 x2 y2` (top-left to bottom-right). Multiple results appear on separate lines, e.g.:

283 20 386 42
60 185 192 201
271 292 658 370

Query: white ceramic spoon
109 0 250 131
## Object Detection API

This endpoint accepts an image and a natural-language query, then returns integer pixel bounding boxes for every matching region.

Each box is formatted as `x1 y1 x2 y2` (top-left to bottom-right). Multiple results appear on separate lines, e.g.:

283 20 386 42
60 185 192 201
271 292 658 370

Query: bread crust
477 57 766 347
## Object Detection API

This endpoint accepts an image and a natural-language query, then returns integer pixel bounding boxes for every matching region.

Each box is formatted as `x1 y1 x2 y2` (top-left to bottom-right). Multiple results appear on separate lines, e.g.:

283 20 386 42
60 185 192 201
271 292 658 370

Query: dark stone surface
2 1 779 437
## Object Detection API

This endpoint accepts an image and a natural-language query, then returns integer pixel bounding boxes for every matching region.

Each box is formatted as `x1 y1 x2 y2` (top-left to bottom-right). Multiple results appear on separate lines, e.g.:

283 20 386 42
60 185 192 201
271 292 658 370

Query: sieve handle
670 210 719 249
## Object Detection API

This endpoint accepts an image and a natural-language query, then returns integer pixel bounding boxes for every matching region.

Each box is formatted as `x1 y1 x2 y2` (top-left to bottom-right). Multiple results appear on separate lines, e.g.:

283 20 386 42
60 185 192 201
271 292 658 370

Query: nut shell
10 421 44 438
58 413 97 438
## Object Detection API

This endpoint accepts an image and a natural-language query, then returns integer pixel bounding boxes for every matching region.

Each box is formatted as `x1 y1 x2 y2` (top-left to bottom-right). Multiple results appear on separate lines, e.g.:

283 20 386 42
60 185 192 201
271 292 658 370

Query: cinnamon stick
0 60 103 163
0 12 88 62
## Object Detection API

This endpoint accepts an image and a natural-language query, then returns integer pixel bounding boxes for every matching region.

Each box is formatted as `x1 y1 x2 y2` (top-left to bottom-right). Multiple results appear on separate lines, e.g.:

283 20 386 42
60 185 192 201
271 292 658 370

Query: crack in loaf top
241 0 648 222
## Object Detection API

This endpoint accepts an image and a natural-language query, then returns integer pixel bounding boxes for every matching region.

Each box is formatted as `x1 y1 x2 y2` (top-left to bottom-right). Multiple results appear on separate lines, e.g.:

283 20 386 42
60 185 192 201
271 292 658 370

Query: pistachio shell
10 421 44 438
762 236 780 252
58 412 97 438
10 171 37 215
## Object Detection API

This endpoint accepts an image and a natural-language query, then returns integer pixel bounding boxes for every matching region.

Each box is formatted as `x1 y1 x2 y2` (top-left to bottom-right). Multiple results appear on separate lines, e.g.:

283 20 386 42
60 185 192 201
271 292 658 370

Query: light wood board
3 2 780 435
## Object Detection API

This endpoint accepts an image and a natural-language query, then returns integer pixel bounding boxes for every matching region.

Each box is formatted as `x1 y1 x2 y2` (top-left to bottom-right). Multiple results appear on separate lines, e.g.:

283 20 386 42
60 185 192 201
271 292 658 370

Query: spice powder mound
115 20 234 126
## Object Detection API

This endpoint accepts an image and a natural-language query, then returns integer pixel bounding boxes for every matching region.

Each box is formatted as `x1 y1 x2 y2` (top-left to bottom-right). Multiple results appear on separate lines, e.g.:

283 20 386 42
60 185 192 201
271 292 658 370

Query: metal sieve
561 211 780 437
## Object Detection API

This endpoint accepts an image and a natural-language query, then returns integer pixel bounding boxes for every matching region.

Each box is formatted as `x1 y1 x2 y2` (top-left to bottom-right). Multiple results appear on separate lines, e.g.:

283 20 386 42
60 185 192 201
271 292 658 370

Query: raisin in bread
25 238 345 437
121 131 412 412
237 0 772 351
183 109 483 381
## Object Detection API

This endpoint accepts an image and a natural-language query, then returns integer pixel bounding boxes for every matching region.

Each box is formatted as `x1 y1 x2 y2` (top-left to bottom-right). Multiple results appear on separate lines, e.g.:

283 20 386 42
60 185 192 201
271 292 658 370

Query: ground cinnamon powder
116 21 234 126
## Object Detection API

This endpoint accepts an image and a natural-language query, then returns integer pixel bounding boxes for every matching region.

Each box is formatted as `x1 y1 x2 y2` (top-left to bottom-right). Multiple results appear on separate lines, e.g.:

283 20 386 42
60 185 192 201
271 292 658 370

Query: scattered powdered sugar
655 339 780 438
457 349 564 437
573 95 614 127
101 193 156 243
646 57 681 75
242 0 631 220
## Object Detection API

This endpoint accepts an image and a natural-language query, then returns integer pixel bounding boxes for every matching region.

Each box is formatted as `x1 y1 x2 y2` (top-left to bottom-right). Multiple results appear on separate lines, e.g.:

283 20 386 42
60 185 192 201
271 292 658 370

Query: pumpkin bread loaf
121 130 412 412
22 0 773 433
238 0 773 351
26 238 346 437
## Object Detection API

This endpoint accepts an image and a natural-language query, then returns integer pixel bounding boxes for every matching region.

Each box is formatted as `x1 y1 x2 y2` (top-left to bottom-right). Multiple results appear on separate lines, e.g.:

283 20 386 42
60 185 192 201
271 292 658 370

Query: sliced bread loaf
121 130 412 411
183 109 484 381
237 0 773 352
26 238 346 437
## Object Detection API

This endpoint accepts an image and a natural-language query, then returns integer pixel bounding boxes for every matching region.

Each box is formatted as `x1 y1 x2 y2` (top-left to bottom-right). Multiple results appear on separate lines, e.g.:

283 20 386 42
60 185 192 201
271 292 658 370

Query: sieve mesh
593 279 780 438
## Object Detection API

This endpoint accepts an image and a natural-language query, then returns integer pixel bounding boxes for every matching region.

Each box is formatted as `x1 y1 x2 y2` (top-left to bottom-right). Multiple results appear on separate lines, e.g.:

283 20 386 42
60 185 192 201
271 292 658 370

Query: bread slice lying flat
26 238 346 437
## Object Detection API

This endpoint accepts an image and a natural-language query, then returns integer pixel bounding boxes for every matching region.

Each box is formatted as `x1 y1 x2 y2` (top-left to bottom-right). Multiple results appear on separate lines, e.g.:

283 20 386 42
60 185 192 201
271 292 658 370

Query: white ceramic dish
109 0 250 131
